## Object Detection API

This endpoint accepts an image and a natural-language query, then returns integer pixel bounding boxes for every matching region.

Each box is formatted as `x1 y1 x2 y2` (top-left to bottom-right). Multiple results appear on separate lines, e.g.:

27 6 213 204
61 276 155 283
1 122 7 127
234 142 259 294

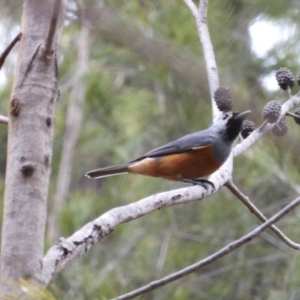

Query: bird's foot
181 177 215 191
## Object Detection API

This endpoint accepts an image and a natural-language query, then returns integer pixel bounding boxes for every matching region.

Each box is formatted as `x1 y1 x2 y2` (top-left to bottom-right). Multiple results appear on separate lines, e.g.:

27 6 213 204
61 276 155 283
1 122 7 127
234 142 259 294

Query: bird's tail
85 163 129 179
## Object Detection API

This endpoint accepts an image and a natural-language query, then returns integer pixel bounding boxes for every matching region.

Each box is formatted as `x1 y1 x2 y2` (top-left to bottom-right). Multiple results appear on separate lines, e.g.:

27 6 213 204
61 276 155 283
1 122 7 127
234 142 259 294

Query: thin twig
183 0 220 120
225 180 300 250
182 0 198 19
111 196 300 300
286 111 300 120
0 33 22 70
198 0 220 119
0 115 9 125
287 86 292 98
44 0 62 56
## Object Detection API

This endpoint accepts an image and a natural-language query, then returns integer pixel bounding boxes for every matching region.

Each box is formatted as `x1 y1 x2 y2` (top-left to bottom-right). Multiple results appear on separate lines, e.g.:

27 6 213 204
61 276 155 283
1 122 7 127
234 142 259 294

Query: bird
85 110 251 188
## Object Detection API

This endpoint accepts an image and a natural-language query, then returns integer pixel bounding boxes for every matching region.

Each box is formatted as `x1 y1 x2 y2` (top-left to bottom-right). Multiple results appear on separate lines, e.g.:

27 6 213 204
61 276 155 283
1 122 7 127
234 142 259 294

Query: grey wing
130 128 213 162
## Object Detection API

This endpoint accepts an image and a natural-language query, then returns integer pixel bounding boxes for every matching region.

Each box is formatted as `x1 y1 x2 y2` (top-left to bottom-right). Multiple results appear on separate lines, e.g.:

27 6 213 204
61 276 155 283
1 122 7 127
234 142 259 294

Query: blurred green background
1 0 300 299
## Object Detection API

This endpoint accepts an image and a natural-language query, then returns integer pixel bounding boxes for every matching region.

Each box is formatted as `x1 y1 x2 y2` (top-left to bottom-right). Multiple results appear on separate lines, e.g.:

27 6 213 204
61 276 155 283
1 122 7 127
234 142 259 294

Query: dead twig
0 33 22 70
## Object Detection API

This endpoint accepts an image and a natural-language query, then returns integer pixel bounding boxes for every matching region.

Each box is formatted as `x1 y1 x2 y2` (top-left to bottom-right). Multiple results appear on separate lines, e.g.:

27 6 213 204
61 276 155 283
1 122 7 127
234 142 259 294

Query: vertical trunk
1 0 63 296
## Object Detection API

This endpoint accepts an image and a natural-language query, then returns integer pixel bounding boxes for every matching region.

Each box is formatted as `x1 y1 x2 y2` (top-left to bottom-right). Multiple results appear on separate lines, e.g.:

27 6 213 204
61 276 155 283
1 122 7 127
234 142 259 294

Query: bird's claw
181 177 215 191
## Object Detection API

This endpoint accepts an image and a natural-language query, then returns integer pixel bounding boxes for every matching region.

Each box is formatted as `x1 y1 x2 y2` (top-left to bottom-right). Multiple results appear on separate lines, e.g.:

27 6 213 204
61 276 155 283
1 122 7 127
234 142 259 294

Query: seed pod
241 120 255 139
272 118 289 137
275 67 295 90
262 100 281 124
214 87 233 112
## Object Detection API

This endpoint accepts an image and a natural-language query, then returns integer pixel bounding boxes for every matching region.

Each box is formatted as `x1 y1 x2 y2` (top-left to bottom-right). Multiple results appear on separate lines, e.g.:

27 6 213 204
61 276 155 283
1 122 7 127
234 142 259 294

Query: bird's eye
223 113 229 120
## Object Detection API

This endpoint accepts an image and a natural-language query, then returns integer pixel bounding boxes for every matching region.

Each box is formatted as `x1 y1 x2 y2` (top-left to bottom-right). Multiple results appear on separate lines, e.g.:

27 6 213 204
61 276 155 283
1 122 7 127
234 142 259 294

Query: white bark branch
183 0 220 120
182 0 198 19
41 1 300 290
112 196 300 300
198 0 220 119
41 157 232 286
42 1 300 284
0 115 8 125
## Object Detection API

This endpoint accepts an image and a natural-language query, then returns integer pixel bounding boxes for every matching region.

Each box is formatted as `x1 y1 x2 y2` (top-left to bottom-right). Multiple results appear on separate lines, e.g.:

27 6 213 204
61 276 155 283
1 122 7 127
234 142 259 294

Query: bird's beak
234 110 251 121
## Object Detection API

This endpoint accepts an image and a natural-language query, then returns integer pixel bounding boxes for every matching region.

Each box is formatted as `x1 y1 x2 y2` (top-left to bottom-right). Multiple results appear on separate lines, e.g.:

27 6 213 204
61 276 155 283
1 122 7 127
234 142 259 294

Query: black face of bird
223 110 251 141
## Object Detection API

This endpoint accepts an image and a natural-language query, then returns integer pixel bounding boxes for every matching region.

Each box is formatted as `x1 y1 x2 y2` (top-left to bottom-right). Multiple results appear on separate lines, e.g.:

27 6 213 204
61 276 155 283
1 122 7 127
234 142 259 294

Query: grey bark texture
1 0 63 296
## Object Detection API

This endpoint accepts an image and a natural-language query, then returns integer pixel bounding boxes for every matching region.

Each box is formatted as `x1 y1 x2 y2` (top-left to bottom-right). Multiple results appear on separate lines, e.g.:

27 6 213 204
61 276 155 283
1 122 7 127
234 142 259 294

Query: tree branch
112 196 300 300
42 3 300 285
44 0 62 57
0 115 8 125
225 180 300 250
41 158 232 286
198 0 219 119
41 1 300 291
182 0 198 19
183 0 220 119
0 0 64 295
0 33 22 70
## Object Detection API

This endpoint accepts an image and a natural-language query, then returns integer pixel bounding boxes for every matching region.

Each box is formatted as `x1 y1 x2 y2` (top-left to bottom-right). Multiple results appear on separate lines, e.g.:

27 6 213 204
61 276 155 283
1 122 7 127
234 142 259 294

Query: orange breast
128 145 222 181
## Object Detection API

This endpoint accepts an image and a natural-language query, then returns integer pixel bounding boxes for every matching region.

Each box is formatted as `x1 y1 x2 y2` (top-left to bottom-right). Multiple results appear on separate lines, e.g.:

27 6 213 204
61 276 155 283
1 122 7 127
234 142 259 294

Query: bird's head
215 110 251 141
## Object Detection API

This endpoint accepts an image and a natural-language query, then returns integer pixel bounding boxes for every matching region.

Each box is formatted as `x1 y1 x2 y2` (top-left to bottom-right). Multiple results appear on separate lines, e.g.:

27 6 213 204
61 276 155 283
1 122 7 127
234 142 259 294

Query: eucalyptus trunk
1 0 63 296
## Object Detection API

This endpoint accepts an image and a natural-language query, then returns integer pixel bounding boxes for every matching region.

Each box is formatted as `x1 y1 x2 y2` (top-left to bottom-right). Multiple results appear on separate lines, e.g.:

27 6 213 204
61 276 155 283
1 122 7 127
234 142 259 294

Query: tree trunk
0 0 63 296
